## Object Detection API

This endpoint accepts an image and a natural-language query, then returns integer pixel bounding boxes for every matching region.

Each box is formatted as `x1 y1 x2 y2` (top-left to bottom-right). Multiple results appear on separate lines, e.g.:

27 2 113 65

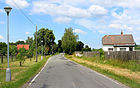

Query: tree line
0 27 92 65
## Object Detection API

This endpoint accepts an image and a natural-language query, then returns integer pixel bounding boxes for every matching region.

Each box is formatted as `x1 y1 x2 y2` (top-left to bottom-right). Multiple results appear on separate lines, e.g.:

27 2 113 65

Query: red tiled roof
17 45 29 50
102 34 135 46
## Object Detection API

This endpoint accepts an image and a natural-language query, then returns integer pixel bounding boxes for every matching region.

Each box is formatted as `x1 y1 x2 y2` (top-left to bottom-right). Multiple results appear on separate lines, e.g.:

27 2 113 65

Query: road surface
28 54 128 88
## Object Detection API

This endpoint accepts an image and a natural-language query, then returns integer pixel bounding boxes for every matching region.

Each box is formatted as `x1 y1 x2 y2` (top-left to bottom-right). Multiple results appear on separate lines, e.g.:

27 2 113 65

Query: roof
17 45 29 50
102 34 135 46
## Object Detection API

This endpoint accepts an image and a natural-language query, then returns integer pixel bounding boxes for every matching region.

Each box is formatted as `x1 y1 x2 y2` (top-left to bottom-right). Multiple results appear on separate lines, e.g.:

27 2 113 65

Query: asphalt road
28 54 128 88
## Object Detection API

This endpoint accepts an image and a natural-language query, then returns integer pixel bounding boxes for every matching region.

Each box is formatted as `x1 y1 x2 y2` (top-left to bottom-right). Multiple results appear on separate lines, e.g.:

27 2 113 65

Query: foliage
16 40 25 45
10 45 17 56
62 27 78 55
82 45 91 51
57 40 63 53
0 42 7 55
16 48 26 66
26 37 33 46
36 28 55 55
99 48 104 59
76 41 84 51
135 45 140 50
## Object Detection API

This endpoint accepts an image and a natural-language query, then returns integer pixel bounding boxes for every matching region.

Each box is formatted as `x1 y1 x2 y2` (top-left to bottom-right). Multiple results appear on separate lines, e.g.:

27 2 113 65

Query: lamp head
4 6 12 13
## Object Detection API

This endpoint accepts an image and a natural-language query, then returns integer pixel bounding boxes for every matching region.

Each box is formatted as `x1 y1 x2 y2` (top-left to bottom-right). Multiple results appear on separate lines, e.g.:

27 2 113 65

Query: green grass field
0 55 50 88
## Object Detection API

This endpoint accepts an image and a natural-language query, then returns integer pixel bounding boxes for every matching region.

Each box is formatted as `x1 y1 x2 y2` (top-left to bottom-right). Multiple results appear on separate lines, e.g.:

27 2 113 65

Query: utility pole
36 25 38 62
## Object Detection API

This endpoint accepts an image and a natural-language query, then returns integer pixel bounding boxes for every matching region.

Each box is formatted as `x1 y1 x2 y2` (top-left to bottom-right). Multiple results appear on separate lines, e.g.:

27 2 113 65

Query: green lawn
0 55 50 88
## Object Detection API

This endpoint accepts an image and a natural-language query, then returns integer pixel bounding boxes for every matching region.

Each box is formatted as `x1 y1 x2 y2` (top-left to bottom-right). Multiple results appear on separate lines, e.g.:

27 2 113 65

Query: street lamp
4 6 12 82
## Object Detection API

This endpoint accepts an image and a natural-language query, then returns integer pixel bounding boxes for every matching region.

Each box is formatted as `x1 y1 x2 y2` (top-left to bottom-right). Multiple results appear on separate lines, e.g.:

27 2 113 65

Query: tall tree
26 37 33 46
76 41 84 51
62 27 78 55
58 40 63 53
36 28 55 55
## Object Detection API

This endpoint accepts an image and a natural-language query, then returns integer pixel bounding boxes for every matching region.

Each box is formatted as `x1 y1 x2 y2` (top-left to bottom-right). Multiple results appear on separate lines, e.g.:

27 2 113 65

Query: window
129 47 133 51
108 48 113 51
120 48 126 51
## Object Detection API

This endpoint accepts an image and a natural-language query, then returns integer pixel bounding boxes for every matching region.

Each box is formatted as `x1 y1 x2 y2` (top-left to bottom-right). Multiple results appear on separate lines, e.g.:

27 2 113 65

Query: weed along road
28 54 128 88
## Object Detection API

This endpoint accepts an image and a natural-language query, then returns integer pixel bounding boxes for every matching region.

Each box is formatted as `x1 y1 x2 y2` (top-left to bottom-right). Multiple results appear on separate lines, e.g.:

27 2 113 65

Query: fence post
1 55 3 64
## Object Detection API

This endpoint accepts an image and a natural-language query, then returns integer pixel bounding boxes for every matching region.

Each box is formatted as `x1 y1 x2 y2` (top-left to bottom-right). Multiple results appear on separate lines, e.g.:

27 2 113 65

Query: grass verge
66 55 140 88
0 55 51 88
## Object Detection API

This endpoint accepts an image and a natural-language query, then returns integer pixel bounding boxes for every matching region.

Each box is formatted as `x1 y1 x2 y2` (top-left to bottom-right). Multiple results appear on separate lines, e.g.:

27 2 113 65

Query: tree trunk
20 61 22 66
1 55 3 64
12 55 13 62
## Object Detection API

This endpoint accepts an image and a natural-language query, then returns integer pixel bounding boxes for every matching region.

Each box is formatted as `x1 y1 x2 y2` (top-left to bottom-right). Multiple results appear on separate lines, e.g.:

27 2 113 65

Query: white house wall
116 47 129 51
103 45 133 51
102 45 114 51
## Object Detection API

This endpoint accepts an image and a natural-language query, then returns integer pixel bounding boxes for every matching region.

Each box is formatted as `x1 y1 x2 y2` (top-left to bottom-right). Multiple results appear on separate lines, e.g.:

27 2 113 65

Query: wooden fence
104 51 140 60
75 51 100 57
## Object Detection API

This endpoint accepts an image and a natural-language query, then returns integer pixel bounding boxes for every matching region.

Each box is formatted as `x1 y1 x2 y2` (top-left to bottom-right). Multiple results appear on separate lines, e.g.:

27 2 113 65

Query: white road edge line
64 56 127 87
26 57 52 88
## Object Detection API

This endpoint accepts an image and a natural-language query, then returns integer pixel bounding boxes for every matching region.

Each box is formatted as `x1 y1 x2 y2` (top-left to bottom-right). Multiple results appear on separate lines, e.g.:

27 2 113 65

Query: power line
11 0 36 26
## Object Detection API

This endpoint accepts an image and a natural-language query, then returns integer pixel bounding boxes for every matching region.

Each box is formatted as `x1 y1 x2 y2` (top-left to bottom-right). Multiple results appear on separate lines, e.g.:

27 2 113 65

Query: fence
0 55 16 64
104 51 140 60
75 51 100 57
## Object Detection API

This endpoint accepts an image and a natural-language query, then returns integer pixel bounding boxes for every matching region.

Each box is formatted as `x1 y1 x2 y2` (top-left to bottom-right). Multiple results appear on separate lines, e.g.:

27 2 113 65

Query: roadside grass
0 55 51 88
76 56 140 72
65 55 140 88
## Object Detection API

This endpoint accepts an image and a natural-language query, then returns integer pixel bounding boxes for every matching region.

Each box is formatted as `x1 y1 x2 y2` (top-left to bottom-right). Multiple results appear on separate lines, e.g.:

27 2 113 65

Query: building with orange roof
17 44 30 50
102 32 135 51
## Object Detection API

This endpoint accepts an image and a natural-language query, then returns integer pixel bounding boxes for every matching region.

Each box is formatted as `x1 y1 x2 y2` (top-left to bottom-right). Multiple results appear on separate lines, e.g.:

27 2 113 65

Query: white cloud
0 35 4 39
109 23 122 29
91 0 140 8
0 21 4 24
88 5 108 16
5 0 29 9
73 29 87 34
31 1 107 18
76 19 96 30
112 9 131 20
25 32 29 35
54 17 72 23
109 23 133 31
0 9 4 13
98 30 106 34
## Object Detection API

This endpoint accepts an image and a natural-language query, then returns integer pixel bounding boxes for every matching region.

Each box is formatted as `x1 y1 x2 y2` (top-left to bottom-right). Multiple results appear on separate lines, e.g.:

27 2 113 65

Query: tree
82 45 91 51
16 48 26 66
9 45 17 61
26 37 33 46
58 40 63 53
76 41 84 51
36 28 55 55
16 40 25 45
62 27 78 55
0 42 7 63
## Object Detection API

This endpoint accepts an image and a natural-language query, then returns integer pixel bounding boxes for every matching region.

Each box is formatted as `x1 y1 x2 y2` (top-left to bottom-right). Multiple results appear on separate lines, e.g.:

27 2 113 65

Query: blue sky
0 0 140 49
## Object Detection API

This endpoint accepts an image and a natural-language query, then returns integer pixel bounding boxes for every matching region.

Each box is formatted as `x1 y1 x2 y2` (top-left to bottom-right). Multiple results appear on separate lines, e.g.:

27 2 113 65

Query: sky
0 0 140 49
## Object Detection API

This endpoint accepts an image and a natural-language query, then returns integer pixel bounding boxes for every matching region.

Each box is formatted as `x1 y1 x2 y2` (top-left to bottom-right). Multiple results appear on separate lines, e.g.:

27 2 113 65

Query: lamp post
4 6 12 82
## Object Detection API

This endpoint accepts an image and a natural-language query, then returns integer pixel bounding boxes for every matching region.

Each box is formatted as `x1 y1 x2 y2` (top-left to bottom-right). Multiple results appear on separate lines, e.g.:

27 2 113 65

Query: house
17 44 29 50
102 32 135 51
